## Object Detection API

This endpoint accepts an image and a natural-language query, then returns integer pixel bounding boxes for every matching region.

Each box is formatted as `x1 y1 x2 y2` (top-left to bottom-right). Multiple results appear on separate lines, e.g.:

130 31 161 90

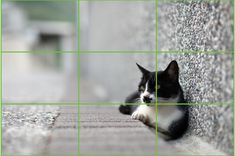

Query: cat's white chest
158 105 183 130
131 105 183 129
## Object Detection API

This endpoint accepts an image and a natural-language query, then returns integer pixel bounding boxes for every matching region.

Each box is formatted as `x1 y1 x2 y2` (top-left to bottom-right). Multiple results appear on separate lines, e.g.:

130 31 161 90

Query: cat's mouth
140 94 156 104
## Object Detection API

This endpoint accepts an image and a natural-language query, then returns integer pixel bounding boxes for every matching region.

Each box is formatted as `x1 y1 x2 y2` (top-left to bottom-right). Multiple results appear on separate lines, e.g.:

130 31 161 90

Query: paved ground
80 106 156 156
3 105 225 155
53 105 224 156
45 106 78 155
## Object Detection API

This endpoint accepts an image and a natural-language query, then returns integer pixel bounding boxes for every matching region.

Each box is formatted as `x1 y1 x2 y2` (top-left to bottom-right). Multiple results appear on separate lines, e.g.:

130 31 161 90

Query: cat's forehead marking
144 81 149 93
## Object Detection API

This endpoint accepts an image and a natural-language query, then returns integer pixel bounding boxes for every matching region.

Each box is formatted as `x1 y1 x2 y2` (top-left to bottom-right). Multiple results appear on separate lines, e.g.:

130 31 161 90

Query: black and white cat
119 60 189 140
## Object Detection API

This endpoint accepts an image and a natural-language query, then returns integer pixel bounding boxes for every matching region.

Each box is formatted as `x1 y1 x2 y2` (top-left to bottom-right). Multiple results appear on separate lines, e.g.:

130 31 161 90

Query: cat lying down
119 61 189 140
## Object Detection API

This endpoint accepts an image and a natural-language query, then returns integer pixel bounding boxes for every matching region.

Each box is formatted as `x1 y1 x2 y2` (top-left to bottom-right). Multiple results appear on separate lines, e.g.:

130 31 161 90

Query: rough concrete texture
2 106 59 154
158 0 233 51
158 135 225 155
2 106 78 155
157 0 233 154
188 105 233 154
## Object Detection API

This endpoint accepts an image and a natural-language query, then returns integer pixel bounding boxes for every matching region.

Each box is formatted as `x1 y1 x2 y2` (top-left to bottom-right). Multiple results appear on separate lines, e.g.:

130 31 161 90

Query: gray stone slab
80 106 156 155
46 106 78 155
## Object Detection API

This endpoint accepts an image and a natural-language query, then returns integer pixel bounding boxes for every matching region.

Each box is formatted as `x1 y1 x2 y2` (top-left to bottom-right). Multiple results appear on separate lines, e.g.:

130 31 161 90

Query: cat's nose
143 96 152 103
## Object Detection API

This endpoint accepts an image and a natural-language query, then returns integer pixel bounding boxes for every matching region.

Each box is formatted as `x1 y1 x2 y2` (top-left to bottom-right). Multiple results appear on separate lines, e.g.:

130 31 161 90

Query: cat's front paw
131 110 149 123
131 105 156 127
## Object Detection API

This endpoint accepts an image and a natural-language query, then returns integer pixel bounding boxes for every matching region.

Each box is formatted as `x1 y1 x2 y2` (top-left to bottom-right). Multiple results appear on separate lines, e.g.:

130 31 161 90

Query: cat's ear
165 60 179 81
136 63 150 75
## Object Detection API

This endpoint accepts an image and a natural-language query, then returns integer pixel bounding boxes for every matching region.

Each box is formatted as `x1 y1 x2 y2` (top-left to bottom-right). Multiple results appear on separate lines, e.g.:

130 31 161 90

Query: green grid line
29 155 229 156
158 0 231 3
2 50 154 54
4 155 79 156
79 102 232 106
80 0 155 1
77 0 81 156
155 0 158 156
157 155 230 156
233 0 235 155
79 50 234 54
2 102 79 106
1 0 235 156
2 102 233 106
3 0 231 2
1 153 229 156
2 51 77 53
78 50 156 54
2 0 71 1
157 51 233 54
0 0 2 155
4 153 158 156
2 50 234 54
3 0 155 2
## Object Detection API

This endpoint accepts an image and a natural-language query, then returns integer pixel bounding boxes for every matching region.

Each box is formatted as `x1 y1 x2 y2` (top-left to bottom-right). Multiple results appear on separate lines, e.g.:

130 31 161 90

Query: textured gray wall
158 0 233 154
158 0 233 51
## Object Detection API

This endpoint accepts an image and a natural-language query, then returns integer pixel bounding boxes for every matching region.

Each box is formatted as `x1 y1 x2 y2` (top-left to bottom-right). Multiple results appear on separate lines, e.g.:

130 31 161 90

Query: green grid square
2 0 77 52
2 52 78 104
157 0 233 53
79 0 156 52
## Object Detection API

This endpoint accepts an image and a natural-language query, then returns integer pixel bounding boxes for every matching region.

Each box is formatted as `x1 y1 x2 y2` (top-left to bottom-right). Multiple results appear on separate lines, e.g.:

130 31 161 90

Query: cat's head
136 63 156 103
137 60 183 104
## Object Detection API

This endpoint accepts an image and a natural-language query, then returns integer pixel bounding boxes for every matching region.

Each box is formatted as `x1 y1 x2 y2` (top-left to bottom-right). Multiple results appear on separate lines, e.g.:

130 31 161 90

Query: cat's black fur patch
119 60 189 140
157 61 185 102
168 105 188 140
119 91 139 115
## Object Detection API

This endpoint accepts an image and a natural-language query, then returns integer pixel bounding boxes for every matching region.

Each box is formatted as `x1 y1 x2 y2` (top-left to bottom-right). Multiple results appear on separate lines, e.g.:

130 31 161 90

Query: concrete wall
158 0 233 154
158 0 233 51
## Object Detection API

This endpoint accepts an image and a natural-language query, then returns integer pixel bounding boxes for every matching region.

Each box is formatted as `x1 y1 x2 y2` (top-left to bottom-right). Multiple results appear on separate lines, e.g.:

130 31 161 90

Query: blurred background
2 1 78 103
3 53 77 103
80 1 155 51
2 1 78 155
80 1 156 103
80 53 155 103
2 1 76 51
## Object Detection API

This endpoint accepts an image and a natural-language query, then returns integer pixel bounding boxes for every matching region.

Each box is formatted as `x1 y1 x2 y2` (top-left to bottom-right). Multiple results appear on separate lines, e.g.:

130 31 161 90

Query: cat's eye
157 85 160 89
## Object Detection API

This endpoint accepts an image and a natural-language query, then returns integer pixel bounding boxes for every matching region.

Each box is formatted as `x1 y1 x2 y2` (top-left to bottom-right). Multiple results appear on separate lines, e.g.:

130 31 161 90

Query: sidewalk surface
80 106 156 155
46 106 78 155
